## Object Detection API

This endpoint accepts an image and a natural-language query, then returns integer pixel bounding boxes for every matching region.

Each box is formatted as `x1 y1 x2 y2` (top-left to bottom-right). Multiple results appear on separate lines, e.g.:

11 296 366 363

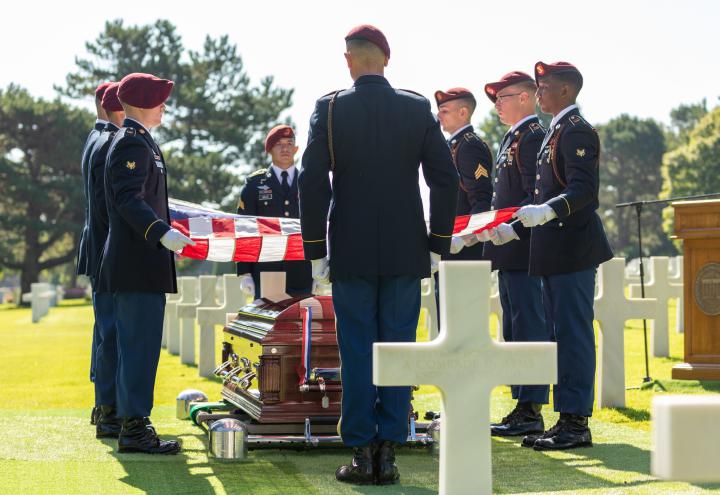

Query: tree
660 106 720 240
58 19 293 209
0 85 93 295
597 115 669 257
666 99 708 149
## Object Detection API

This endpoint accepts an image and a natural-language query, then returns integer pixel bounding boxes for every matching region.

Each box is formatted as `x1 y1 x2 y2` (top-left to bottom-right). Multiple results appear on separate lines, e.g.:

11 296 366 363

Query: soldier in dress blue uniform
78 81 112 425
433 88 493 327
479 71 553 437
299 25 458 485
488 61 613 450
98 72 195 454
236 125 313 299
85 82 125 438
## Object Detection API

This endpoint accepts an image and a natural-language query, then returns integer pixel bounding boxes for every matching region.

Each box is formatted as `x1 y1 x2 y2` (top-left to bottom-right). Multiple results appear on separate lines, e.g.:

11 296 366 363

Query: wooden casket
216 295 341 424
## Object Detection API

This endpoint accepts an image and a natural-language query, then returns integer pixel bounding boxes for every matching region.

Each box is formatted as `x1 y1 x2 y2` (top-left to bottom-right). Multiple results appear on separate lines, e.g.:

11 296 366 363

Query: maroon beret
484 71 535 102
264 125 295 153
434 87 476 107
117 73 174 109
345 24 390 59
534 61 583 87
101 82 123 112
95 82 114 100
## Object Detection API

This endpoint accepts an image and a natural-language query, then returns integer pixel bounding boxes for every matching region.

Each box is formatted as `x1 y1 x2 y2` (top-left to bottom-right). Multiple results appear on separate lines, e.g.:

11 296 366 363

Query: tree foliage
0 85 93 294
58 19 294 209
597 114 670 257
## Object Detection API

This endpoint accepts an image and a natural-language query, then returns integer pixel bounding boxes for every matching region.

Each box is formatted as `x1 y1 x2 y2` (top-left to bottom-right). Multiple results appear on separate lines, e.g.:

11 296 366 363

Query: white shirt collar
448 124 472 143
271 164 296 183
95 118 108 125
125 117 151 134
549 104 579 130
507 114 538 135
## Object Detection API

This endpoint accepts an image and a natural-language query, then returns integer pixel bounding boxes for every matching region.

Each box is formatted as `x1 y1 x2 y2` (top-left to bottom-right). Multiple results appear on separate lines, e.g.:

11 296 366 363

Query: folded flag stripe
451 207 518 237
169 198 518 262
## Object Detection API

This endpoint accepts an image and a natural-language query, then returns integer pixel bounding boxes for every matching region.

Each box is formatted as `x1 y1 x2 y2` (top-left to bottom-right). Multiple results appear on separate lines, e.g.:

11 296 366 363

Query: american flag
169 198 518 263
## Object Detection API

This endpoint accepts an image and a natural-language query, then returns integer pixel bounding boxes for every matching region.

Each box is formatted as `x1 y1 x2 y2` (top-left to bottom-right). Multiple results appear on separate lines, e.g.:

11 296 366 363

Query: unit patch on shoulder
126 161 136 170
474 163 489 179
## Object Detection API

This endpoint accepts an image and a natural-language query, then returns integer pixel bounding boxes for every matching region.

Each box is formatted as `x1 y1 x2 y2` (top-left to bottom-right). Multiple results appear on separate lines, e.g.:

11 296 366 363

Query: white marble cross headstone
373 261 557 495
628 256 679 357
594 258 659 408
196 274 248 378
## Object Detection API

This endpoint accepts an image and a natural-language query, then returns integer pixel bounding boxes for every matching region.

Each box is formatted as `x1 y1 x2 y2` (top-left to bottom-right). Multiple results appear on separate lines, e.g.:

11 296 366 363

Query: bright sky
3 0 717 142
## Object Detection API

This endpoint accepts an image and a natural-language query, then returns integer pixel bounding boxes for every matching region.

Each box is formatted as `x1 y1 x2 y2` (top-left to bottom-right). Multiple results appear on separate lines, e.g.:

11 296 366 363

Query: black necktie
281 170 290 197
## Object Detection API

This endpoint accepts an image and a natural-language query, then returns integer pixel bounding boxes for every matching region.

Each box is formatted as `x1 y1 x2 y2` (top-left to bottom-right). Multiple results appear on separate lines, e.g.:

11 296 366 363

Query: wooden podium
671 199 720 380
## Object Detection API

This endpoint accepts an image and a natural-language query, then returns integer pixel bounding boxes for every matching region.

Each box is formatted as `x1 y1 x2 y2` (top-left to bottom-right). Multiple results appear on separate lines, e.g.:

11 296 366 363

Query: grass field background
1 299 719 494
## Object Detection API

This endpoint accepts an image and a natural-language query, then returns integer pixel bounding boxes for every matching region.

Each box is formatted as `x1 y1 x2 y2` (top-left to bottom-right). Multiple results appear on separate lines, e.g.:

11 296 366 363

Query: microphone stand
616 192 720 390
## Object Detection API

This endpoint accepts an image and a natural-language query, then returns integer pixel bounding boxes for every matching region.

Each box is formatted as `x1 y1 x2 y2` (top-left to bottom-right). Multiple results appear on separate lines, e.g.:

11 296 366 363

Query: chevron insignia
475 163 488 179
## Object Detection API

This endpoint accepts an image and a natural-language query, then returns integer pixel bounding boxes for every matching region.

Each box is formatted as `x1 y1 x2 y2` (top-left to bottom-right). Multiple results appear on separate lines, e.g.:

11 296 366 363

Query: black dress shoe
96 405 122 438
532 414 593 451
522 418 564 447
117 417 180 455
375 440 400 485
335 445 375 485
491 402 545 437
90 406 99 425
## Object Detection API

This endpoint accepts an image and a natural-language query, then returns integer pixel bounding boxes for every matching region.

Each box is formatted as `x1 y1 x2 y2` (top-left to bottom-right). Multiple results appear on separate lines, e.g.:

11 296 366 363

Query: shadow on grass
610 406 651 422
110 430 437 495
493 439 654 493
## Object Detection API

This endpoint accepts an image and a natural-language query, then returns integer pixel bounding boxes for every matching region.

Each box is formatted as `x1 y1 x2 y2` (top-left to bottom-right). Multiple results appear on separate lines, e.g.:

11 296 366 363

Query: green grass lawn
1 300 719 494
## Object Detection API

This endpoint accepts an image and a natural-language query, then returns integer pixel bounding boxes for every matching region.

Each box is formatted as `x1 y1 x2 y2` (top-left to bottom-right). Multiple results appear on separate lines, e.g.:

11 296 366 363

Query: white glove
312 279 331 295
430 252 441 274
238 274 255 297
311 258 330 285
514 204 557 228
488 223 520 246
159 228 196 252
462 234 481 248
449 236 465 255
475 230 492 243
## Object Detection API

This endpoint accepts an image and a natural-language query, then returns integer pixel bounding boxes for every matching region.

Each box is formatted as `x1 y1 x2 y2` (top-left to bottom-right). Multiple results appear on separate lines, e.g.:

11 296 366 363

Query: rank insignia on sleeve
474 163 489 180
576 148 586 157
126 161 136 170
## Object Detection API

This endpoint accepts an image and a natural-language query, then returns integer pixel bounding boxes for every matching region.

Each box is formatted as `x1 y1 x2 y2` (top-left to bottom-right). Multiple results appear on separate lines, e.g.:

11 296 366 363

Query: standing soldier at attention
482 71 552 437
433 87 493 326
78 81 112 425
487 61 613 451
236 125 313 299
299 25 458 485
98 72 195 454
85 82 125 439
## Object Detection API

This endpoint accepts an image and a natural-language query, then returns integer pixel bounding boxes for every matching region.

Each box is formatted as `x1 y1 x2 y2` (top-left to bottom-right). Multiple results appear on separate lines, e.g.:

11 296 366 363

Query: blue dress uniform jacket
518 108 613 275
97 119 177 293
85 122 119 283
236 168 312 294
484 117 544 270
443 125 493 261
299 75 459 279
77 121 105 276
